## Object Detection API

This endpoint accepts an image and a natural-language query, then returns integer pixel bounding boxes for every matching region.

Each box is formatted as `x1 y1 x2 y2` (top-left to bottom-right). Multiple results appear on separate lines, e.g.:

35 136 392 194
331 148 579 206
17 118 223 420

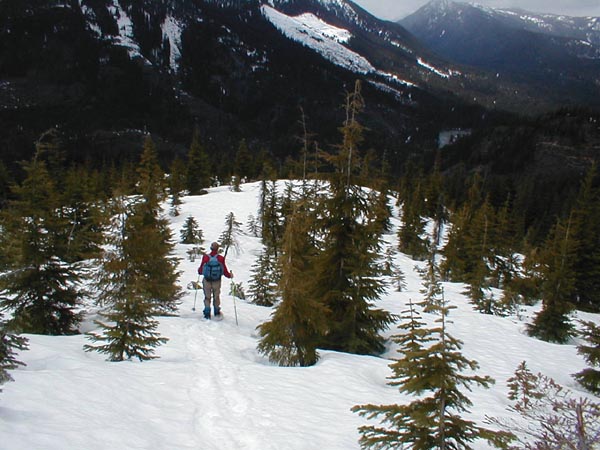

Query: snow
261 5 375 74
1 181 599 449
107 0 148 63
417 57 460 78
162 15 183 72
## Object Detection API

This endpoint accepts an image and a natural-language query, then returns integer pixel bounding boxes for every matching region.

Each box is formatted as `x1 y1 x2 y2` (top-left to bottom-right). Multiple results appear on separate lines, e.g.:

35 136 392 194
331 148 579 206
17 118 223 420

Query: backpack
203 254 224 281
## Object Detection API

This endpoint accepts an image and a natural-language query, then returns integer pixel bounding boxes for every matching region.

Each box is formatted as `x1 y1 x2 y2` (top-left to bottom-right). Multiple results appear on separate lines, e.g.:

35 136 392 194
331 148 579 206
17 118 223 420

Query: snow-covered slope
261 5 375 73
1 181 598 450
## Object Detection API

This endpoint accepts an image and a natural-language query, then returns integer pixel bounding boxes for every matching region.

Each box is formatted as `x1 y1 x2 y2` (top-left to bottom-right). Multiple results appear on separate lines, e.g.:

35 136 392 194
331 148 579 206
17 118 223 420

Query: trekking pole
192 275 200 311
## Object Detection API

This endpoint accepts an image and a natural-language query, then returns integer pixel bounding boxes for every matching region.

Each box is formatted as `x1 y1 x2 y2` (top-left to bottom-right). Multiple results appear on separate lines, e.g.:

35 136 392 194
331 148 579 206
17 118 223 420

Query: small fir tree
383 246 406 292
180 215 204 245
353 300 512 449
248 248 280 307
0 312 28 394
574 321 600 394
417 250 444 314
219 211 243 257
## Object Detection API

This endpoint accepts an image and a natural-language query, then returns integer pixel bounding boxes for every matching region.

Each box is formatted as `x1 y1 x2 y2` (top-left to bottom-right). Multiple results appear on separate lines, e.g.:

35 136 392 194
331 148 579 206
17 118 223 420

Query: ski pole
192 275 200 311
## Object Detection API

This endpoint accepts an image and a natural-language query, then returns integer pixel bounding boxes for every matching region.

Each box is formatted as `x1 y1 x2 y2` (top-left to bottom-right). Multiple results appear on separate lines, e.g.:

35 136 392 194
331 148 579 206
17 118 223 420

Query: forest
1 82 600 448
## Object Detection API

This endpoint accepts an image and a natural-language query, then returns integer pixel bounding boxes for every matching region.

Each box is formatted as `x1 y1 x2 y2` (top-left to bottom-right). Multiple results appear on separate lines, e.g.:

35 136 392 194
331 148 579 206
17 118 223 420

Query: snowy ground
1 181 598 449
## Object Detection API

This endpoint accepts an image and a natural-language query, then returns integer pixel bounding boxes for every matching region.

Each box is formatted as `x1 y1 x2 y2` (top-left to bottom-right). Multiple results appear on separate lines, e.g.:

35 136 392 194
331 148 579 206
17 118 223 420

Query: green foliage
574 321 600 394
527 216 576 343
0 156 84 335
257 205 329 367
248 248 280 307
0 312 28 393
417 251 444 314
353 301 512 449
219 211 243 257
85 196 173 361
570 164 600 312
180 215 204 245
310 82 394 355
185 128 211 195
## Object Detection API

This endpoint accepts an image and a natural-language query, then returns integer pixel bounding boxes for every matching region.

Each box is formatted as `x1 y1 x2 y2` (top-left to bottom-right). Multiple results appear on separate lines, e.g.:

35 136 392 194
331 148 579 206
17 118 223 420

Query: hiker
198 242 233 319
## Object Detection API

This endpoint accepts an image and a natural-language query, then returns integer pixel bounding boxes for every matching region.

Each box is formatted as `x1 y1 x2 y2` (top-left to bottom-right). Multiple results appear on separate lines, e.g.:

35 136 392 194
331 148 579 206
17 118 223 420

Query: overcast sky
352 0 600 21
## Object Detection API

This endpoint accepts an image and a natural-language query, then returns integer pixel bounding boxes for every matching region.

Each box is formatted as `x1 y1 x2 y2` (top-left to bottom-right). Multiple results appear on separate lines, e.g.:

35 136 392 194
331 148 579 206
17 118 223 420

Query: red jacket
198 251 232 278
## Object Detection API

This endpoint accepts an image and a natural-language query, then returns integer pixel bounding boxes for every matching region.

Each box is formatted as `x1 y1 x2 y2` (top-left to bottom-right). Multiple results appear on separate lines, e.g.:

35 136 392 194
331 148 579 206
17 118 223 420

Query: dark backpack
203 254 224 281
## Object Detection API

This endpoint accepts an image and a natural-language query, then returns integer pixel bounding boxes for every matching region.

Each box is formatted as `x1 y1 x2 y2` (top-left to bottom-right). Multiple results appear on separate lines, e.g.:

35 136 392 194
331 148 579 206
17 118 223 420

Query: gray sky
352 0 600 21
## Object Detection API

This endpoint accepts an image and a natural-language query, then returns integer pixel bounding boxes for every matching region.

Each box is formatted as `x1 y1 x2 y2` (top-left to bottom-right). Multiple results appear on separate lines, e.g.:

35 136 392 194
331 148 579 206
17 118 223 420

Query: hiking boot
214 307 221 317
203 307 211 319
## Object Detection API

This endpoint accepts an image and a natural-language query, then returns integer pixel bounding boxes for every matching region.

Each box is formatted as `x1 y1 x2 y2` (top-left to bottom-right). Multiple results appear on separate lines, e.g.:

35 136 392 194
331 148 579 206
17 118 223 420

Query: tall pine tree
527 215 576 343
257 204 329 366
311 81 394 355
0 153 84 335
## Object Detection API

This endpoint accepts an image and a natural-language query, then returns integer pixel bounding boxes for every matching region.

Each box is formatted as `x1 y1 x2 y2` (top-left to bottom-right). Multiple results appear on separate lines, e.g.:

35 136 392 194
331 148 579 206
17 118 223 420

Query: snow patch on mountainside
108 0 147 62
261 5 375 74
162 15 183 72
417 57 460 78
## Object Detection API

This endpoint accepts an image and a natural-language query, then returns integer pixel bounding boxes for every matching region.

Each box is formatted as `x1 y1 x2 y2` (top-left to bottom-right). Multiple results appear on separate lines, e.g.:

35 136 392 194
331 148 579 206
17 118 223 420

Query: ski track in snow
1 181 599 450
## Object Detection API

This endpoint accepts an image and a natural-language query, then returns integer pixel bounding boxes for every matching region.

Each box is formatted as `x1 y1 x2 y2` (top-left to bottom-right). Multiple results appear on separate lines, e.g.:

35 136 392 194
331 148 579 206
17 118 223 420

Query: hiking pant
203 278 222 311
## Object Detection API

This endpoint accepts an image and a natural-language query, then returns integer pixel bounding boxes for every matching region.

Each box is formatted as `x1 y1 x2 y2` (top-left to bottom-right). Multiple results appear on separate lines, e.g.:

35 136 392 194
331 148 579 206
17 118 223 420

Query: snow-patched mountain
2 0 504 170
400 0 600 108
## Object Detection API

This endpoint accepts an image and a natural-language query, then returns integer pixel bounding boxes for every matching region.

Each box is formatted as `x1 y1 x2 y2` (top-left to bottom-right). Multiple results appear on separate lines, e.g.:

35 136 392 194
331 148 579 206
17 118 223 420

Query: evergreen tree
574 321 600 394
383 246 406 292
168 156 187 217
85 196 170 361
0 312 28 394
61 165 105 263
248 248 280 307
418 250 444 314
0 155 84 335
186 128 211 195
527 215 576 343
398 178 429 260
133 135 182 315
136 135 166 211
353 301 512 449
219 211 243 257
259 179 284 258
257 205 329 367
311 81 394 355
234 138 253 181
571 164 600 312
180 215 204 245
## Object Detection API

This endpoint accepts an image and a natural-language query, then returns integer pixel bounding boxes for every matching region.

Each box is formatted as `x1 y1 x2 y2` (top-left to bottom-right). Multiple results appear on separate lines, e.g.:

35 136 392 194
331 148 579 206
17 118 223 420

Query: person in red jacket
198 242 233 319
